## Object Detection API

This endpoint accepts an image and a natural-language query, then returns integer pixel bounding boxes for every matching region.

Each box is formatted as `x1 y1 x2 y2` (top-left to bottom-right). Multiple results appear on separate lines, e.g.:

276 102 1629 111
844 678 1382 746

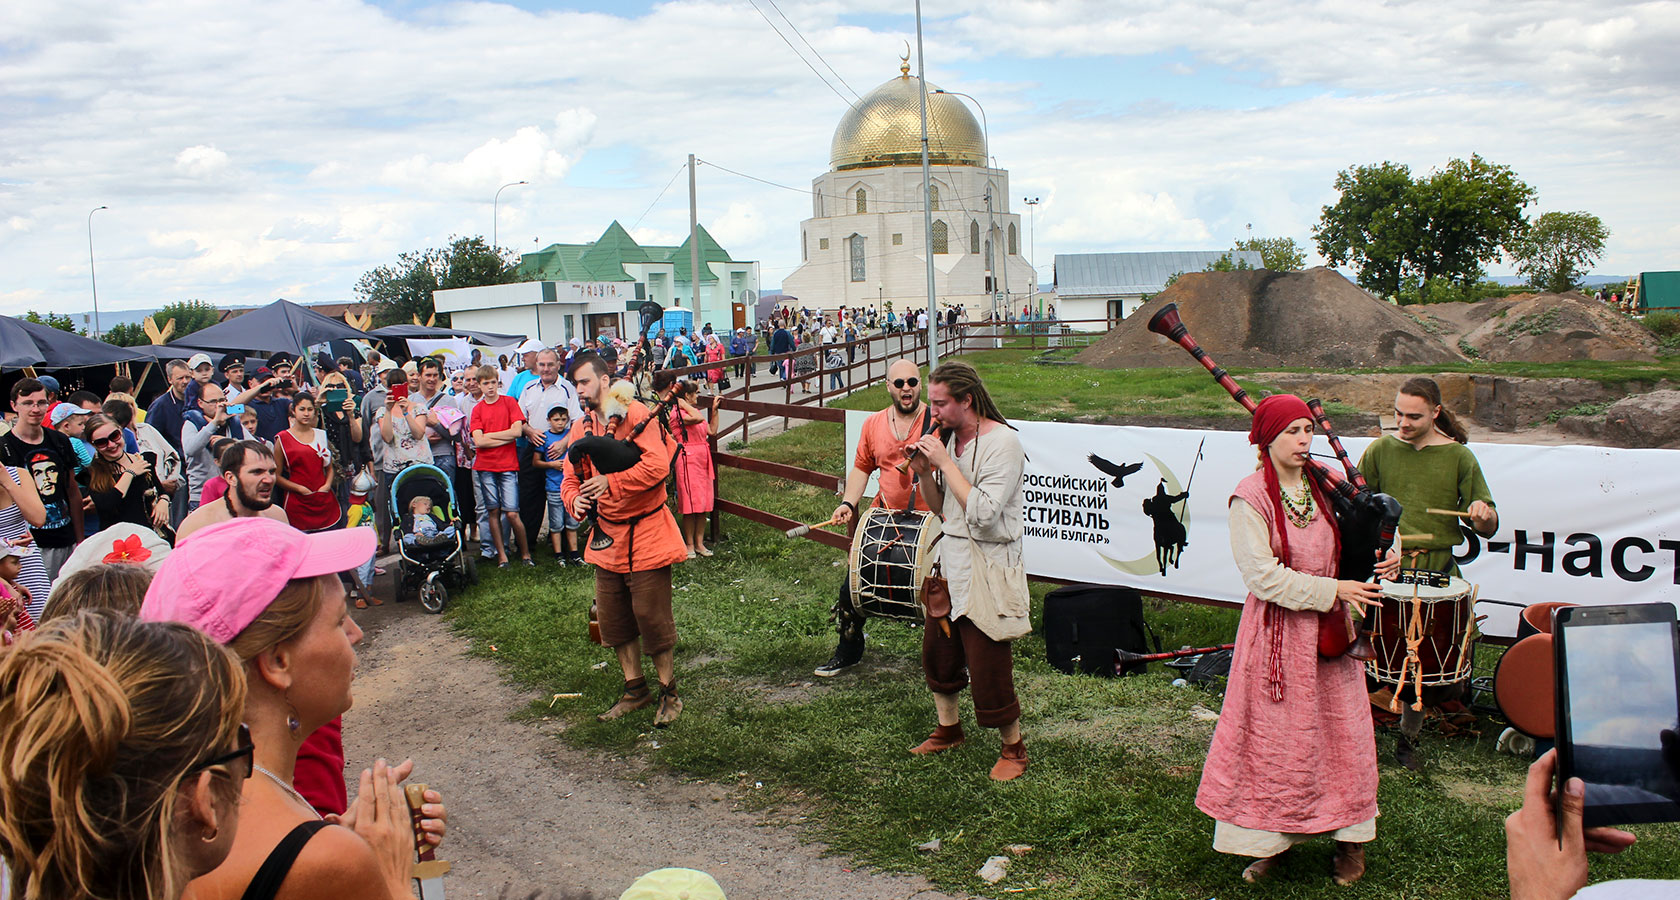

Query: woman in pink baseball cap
140 517 446 900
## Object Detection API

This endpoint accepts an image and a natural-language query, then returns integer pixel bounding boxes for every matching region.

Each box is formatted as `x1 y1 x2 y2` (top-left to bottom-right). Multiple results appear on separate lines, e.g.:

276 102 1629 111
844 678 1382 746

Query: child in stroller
403 495 458 551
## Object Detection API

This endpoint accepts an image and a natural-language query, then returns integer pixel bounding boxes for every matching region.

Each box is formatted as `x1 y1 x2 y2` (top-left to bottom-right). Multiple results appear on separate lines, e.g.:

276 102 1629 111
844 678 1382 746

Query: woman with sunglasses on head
0 609 250 900
140 517 447 900
83 413 172 533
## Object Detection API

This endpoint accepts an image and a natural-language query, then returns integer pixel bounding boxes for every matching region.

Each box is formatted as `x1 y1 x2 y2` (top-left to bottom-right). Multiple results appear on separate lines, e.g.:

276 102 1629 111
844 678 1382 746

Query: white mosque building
779 60 1036 321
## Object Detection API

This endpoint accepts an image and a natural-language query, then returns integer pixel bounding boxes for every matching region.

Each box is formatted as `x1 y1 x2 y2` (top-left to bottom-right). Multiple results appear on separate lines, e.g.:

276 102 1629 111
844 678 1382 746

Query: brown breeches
922 615 1021 728
595 566 676 656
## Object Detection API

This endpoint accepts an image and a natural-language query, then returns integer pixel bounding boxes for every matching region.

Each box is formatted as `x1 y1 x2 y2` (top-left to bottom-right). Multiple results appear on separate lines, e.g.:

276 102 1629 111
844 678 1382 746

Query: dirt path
341 601 963 900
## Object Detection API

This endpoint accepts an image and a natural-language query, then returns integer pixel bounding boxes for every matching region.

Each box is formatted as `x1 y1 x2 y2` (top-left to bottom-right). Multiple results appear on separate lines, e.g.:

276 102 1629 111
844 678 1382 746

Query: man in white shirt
517 348 583 553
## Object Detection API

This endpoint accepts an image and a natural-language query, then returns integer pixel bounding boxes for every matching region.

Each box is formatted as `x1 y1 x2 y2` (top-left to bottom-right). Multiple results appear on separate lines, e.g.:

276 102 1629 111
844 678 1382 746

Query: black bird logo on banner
1087 454 1144 488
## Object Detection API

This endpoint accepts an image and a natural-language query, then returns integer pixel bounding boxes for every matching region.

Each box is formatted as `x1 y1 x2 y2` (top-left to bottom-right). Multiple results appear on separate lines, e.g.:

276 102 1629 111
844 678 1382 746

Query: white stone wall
781 162 1036 319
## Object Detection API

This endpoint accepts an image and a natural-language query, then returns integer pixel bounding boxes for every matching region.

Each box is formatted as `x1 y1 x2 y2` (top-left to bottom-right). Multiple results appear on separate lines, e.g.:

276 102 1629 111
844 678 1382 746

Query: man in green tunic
1358 377 1498 769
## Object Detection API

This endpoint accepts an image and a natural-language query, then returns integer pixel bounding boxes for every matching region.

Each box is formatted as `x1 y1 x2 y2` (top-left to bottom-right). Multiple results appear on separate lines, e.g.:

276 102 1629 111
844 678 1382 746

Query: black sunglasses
190 723 254 780
892 377 920 389
90 431 124 448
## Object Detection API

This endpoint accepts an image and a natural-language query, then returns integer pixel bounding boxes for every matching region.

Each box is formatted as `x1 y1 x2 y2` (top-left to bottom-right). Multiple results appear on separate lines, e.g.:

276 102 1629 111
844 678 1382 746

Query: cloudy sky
3 0 1676 319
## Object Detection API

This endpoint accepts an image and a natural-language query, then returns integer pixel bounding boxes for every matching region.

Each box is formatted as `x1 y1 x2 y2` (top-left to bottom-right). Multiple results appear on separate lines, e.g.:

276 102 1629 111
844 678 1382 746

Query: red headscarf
1250 394 1339 701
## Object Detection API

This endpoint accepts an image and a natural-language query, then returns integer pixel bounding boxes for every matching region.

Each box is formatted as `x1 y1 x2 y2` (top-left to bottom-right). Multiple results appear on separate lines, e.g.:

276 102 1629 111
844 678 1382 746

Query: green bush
1643 311 1680 338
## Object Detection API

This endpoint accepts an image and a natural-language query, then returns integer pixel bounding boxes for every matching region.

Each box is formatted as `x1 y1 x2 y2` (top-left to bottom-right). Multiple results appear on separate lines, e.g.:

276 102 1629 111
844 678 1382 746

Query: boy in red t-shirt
469 364 531 566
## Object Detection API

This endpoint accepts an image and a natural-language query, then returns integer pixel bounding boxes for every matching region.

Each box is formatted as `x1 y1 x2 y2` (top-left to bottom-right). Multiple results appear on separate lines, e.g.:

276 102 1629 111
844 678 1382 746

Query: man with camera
232 365 294 442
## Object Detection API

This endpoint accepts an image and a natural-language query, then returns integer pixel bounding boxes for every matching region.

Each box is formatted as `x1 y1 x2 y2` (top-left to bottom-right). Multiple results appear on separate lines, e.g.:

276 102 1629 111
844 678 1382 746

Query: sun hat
48 524 173 601
139 517 375 643
517 338 545 354
49 405 92 428
619 868 726 900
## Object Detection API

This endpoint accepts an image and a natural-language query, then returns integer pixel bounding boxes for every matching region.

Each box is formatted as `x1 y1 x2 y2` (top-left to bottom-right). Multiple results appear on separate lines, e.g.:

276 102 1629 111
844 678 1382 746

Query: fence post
741 358 753 447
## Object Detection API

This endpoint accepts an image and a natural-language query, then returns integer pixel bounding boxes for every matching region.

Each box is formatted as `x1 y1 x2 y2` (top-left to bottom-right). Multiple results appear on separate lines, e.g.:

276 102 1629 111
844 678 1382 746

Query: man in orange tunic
561 351 690 726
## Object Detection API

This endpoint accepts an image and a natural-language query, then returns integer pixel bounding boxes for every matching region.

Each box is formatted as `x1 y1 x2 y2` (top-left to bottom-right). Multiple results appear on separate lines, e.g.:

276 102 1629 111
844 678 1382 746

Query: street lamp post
493 181 528 249
87 206 108 339
1023 197 1040 298
931 89 993 169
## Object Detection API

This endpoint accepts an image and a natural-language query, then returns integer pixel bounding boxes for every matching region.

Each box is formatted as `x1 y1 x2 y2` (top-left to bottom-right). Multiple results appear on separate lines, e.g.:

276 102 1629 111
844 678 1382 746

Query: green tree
355 235 517 328
101 322 150 346
1234 236 1306 271
151 300 223 339
1313 155 1535 299
22 311 84 334
1313 161 1419 298
1508 211 1609 294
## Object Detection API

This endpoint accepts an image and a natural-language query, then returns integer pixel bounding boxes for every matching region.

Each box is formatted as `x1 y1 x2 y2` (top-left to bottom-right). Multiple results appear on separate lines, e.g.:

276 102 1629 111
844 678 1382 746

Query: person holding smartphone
1505 750 1650 899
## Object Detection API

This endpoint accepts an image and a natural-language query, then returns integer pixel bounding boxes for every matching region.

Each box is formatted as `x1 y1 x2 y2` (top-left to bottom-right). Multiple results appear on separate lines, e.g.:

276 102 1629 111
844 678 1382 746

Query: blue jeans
475 470 519 512
431 453 456 478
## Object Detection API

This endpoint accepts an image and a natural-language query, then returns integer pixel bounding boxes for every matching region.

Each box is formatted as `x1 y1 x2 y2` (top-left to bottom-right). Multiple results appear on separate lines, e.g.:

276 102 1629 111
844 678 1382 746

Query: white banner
845 413 1680 637
405 338 476 374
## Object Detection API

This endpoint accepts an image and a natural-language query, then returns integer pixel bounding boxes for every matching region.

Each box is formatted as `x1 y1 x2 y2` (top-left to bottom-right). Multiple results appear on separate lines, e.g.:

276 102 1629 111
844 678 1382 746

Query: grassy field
447 349 1680 898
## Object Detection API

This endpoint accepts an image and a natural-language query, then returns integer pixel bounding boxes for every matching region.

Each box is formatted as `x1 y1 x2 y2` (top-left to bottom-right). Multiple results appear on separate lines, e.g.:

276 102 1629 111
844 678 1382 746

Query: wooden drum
848 507 943 622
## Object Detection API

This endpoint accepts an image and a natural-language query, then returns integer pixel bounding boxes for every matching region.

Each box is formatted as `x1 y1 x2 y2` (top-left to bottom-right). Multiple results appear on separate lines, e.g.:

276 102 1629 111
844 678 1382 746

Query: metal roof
1054 250 1266 296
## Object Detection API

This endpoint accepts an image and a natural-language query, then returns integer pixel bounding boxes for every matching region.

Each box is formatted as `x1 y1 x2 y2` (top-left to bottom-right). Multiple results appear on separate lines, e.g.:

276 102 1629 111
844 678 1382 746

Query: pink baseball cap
140 517 376 644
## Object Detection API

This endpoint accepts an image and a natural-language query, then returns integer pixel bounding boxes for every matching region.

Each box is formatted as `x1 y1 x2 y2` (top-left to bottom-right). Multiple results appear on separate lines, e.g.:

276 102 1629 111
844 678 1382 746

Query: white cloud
174 145 229 177
0 0 1674 312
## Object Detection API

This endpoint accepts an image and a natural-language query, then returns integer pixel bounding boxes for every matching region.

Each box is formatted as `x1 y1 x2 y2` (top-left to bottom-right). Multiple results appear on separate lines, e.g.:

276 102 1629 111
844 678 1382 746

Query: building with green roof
434 220 757 345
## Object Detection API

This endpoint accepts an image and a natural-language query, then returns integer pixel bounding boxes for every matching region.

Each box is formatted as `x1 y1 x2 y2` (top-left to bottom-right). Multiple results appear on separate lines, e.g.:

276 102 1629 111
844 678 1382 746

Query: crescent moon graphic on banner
1098 452 1186 576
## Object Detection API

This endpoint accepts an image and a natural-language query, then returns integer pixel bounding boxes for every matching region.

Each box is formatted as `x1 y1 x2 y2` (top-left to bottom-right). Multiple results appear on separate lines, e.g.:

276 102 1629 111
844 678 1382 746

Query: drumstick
785 514 840 538
1398 533 1433 542
1427 508 1472 517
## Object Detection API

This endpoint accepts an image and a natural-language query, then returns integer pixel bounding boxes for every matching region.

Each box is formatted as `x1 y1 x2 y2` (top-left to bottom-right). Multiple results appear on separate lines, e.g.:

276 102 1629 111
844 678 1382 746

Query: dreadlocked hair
1398 377 1468 444
928 361 1013 429
0 610 246 900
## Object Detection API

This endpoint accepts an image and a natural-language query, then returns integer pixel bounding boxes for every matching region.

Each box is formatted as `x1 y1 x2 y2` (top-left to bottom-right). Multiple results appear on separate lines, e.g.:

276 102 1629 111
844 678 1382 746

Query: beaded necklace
1279 480 1315 528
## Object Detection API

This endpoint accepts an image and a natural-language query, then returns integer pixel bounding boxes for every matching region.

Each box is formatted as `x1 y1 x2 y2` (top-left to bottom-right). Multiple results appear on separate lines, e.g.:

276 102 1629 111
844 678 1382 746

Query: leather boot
1331 841 1366 886
653 679 683 727
989 739 1028 781
597 677 654 721
1242 849 1290 883
910 723 965 755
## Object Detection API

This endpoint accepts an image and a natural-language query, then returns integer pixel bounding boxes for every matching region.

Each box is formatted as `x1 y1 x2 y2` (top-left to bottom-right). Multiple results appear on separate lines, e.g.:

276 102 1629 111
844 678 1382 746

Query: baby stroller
392 463 476 613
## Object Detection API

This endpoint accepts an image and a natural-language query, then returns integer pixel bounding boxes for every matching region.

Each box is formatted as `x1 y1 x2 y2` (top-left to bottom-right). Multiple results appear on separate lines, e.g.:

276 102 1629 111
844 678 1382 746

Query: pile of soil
1075 268 1463 369
1428 292 1658 363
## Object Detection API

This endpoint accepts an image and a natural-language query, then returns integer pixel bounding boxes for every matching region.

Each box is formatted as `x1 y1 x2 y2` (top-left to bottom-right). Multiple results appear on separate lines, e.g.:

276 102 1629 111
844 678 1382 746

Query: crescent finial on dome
900 42 911 77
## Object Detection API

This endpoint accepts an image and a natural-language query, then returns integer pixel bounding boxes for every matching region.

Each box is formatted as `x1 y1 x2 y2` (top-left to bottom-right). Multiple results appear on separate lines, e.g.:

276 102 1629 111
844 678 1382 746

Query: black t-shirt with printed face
0 428 79 547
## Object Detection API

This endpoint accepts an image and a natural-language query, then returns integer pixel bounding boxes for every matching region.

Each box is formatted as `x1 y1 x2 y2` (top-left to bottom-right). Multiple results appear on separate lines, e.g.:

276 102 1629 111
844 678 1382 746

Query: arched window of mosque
1009 223 1019 256
856 188 867 214
850 234 866 282
929 185 940 210
931 220 948 255
969 220 980 255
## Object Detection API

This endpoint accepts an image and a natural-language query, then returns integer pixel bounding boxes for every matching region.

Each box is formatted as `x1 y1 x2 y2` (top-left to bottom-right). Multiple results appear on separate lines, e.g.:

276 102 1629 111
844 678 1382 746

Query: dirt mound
1446 292 1658 363
1075 268 1463 369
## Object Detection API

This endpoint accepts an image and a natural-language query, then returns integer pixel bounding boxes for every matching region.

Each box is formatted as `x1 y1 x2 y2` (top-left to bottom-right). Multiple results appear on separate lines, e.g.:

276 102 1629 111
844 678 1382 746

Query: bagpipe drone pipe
1145 302 1401 658
565 379 677 551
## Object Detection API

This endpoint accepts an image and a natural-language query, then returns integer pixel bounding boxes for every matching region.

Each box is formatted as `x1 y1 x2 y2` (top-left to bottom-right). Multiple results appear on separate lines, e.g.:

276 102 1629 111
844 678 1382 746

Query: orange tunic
560 399 687 574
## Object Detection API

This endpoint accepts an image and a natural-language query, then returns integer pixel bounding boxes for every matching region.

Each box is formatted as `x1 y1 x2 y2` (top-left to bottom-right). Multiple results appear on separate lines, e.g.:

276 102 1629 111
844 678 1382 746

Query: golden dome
829 69 987 171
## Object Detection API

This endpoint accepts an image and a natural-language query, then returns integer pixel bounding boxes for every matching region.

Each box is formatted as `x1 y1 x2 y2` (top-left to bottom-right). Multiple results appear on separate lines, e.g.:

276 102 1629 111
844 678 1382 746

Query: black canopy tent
161 299 373 387
0 316 149 369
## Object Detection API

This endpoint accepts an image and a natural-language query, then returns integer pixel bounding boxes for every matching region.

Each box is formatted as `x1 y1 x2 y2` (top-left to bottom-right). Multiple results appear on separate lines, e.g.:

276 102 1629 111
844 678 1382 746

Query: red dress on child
276 428 340 531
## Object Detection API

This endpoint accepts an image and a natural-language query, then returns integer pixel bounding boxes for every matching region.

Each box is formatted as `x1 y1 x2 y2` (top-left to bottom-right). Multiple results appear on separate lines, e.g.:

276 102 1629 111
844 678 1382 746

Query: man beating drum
1358 377 1498 769
816 359 933 676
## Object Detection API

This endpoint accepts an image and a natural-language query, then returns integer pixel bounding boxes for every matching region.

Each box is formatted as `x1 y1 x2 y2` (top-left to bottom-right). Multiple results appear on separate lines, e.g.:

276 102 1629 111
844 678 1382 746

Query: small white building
1053 249 1266 328
433 221 758 344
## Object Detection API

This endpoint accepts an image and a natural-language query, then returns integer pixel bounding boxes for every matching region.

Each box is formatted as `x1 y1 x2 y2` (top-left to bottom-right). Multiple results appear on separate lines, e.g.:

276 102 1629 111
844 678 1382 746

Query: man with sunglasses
815 359 934 677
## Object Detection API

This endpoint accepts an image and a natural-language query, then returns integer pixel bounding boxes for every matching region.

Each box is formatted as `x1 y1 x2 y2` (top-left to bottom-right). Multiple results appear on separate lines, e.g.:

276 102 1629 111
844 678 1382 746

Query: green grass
444 350 1680 898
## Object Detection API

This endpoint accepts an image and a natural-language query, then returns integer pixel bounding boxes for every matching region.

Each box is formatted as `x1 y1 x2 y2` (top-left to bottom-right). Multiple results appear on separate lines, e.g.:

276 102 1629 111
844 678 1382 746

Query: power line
630 164 687 231
763 0 861 102
745 0 857 110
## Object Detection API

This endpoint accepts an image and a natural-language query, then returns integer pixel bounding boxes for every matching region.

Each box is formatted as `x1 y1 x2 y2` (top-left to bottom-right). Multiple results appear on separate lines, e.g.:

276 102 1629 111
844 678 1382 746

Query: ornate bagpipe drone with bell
1146 302 1401 658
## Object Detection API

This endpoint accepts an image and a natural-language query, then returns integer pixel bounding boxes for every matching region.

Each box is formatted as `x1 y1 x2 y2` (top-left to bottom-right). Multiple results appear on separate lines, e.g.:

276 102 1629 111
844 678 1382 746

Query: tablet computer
1554 601 1680 828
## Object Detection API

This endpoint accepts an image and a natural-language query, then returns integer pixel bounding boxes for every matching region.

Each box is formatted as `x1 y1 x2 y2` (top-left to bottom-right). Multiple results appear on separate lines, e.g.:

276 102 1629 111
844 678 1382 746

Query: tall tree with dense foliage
1508 211 1609 294
1312 161 1420 298
21 311 83 333
1234 236 1306 271
101 322 150 346
1313 155 1535 299
355 235 517 327
151 300 222 339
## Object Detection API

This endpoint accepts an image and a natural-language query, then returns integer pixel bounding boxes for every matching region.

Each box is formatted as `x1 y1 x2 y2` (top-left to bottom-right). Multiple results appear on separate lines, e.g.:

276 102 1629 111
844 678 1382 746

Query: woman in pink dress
668 380 714 558
704 333 726 387
1196 394 1397 886
273 393 341 532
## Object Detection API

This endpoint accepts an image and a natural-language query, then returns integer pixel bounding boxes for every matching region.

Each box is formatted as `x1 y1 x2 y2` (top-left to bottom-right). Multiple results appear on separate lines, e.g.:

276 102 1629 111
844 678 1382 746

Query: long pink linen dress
1195 471 1379 848
671 407 714 516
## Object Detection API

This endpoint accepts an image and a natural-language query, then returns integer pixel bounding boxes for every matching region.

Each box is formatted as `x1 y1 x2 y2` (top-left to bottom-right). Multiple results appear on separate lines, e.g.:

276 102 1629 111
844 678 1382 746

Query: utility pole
87 206 108 339
984 188 996 321
1024 197 1040 306
998 193 1011 324
689 153 701 327
493 181 527 249
914 0 938 370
